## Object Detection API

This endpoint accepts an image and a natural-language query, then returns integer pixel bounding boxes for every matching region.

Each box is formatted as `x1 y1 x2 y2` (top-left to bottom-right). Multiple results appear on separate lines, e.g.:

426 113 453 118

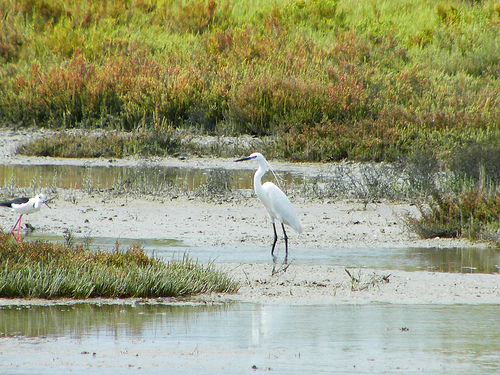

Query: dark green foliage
448 141 500 186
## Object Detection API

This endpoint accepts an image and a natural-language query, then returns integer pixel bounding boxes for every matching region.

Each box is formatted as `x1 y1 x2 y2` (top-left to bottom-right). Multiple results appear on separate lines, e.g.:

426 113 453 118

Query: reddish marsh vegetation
1 0 499 162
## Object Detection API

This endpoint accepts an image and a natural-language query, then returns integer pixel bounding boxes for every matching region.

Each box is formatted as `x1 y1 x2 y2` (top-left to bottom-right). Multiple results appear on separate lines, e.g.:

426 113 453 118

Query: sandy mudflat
0 128 498 306
210 262 500 305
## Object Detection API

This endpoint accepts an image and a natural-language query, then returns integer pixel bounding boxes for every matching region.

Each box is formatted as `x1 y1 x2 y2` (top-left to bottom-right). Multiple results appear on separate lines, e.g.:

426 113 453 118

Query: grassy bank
0 233 239 299
1 0 499 162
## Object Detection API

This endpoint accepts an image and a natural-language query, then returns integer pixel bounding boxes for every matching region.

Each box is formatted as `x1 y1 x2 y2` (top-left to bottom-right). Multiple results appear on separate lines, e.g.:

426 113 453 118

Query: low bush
1 0 499 163
405 188 500 240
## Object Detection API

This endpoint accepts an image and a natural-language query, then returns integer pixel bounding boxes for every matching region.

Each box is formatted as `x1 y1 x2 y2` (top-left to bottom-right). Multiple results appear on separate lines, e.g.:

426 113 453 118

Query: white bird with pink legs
0 194 53 242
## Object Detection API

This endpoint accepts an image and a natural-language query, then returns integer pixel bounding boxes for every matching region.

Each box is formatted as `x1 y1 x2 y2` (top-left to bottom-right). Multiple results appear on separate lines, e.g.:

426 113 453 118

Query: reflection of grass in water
0 232 239 299
0 303 227 338
407 247 500 274
112 162 181 197
26 233 184 252
1 171 58 201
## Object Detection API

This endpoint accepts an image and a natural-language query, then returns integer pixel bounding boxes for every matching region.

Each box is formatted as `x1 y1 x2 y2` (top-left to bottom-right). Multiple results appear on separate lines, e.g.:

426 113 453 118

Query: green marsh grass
16 130 182 158
1 0 499 163
0 233 239 299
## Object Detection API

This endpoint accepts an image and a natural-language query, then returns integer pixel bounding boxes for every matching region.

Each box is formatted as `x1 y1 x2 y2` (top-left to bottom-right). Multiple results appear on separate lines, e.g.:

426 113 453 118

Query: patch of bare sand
0 192 481 250
206 263 500 305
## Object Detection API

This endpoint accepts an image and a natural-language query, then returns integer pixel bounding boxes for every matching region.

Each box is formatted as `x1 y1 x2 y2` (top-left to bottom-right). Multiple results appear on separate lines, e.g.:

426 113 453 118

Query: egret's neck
253 163 267 194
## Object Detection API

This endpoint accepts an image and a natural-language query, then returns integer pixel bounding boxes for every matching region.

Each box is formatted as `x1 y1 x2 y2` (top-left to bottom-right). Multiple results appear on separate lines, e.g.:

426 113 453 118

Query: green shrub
17 130 181 158
406 188 500 240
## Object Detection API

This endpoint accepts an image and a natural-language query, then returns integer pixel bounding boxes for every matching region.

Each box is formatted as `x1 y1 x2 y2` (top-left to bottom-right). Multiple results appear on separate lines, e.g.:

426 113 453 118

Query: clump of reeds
194 168 234 202
345 269 391 291
0 233 239 299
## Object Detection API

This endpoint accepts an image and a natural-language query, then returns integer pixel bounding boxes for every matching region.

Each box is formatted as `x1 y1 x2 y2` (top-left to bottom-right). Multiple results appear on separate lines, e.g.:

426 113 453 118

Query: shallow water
27 233 500 274
0 303 499 374
0 164 300 191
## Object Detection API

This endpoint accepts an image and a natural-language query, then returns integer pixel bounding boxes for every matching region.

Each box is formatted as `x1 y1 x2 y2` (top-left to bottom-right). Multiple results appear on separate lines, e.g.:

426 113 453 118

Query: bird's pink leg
16 215 23 242
11 215 22 243
10 215 21 237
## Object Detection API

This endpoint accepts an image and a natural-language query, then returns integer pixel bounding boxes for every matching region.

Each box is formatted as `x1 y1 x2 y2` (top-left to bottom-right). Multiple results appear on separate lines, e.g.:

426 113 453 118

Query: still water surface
0 164 299 191
27 233 500 274
0 303 499 374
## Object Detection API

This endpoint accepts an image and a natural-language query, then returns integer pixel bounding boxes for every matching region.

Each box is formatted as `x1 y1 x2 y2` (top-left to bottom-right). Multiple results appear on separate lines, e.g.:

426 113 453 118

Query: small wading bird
236 152 302 263
0 194 53 242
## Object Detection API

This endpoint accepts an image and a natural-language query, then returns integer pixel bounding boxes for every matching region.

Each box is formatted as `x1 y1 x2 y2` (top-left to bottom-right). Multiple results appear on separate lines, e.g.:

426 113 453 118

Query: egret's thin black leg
271 223 278 259
282 223 289 263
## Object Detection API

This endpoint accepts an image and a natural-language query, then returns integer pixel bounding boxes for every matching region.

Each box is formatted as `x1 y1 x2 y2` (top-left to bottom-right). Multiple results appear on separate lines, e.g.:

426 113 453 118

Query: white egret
236 152 302 262
0 194 53 242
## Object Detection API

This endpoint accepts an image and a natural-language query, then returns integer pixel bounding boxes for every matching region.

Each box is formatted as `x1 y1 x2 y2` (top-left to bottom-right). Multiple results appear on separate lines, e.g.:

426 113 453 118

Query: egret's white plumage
0 194 52 242
236 152 302 261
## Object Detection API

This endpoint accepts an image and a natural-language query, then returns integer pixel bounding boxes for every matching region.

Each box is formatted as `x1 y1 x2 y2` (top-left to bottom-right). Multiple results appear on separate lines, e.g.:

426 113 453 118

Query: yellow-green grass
0 0 499 162
0 233 239 299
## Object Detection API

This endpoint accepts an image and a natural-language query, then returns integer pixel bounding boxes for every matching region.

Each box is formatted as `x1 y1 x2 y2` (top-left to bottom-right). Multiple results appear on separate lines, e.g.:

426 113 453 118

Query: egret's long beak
43 196 56 209
235 156 255 162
